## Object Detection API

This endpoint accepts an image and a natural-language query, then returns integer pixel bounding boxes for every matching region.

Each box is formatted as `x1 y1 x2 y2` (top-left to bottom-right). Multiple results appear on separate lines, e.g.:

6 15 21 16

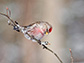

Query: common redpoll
18 21 52 45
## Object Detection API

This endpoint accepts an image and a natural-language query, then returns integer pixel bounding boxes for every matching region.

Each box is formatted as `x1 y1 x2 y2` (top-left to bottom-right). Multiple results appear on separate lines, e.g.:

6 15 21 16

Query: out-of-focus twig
0 12 63 63
0 12 16 26
69 48 73 63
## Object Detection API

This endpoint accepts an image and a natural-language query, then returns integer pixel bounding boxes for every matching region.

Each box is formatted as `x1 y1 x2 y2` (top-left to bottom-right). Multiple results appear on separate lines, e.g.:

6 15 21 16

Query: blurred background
0 0 84 63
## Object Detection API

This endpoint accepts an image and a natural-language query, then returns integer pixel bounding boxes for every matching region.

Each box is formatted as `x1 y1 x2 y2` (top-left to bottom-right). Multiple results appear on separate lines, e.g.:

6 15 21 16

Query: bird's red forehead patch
49 27 52 32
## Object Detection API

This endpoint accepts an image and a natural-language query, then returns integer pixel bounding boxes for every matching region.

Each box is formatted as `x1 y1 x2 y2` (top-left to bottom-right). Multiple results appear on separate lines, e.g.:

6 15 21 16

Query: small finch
14 21 52 45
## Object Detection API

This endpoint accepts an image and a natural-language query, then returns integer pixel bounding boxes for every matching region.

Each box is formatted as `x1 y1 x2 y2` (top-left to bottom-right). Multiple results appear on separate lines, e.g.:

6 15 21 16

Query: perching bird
14 21 52 45
21 21 52 44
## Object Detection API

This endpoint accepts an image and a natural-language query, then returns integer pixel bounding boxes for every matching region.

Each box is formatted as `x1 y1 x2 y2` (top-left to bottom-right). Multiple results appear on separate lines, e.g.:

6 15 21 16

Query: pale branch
0 12 63 63
42 44 63 63
69 48 73 63
0 12 16 26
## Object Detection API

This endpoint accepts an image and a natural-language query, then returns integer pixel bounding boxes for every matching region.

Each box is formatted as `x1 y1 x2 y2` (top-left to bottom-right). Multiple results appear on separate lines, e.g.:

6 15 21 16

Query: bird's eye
49 27 52 32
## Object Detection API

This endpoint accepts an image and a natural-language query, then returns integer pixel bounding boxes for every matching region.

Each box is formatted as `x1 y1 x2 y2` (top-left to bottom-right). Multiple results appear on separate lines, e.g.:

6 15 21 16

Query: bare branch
69 48 73 63
0 11 63 63
0 12 16 26
42 45 63 63
6 7 11 17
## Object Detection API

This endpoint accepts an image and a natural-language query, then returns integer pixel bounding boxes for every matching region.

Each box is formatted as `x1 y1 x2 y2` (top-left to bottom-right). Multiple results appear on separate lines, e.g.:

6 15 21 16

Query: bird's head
42 22 52 35
45 27 52 35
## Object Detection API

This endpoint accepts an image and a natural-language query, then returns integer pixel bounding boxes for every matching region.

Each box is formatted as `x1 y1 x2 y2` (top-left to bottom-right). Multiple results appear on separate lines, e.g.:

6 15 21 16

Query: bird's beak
46 32 49 35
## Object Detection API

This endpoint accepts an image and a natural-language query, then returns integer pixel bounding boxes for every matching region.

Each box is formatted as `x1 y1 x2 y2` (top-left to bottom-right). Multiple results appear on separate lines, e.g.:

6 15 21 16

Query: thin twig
0 12 63 63
42 45 63 63
69 48 73 63
0 12 16 26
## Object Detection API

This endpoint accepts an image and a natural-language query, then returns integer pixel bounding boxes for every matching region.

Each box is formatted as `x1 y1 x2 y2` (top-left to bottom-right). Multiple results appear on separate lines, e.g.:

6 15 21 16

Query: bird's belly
30 30 44 40
34 33 44 40
24 29 44 42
